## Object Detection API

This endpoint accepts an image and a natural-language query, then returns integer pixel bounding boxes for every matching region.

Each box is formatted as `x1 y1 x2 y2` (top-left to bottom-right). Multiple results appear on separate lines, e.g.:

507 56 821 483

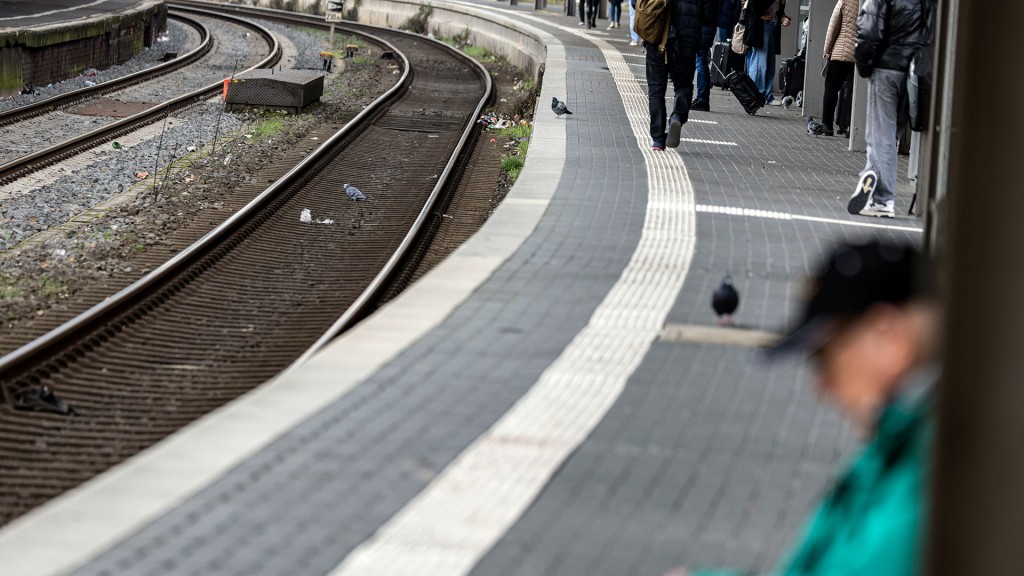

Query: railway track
0 8 280 184
0 4 493 528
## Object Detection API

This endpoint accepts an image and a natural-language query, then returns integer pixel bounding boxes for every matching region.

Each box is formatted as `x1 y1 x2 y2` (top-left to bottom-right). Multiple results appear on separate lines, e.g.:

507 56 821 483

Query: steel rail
168 1 498 369
0 9 282 185
0 13 213 129
0 27 410 389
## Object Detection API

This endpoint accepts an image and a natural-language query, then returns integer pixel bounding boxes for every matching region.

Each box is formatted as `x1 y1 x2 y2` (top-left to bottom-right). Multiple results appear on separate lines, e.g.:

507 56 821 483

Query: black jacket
741 0 787 55
669 0 717 49
855 0 929 77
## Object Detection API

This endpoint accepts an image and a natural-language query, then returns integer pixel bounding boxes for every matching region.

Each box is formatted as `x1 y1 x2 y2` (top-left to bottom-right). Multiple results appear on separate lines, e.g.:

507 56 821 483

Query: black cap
767 239 927 357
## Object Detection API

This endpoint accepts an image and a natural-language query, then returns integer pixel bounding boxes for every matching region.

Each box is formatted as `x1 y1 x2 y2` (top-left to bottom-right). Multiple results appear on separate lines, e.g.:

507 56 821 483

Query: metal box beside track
225 69 324 114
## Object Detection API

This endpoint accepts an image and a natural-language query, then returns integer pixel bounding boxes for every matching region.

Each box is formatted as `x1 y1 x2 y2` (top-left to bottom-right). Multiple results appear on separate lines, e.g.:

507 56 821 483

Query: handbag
731 22 746 54
730 0 749 55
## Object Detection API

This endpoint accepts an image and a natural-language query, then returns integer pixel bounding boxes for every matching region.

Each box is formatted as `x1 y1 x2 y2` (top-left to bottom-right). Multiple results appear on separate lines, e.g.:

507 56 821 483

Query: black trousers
645 38 697 146
585 0 599 26
579 0 586 21
822 59 855 129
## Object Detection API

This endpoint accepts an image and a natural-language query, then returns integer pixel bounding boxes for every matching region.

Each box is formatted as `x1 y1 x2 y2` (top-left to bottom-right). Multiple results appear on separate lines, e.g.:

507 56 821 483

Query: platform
0 0 166 96
0 2 922 575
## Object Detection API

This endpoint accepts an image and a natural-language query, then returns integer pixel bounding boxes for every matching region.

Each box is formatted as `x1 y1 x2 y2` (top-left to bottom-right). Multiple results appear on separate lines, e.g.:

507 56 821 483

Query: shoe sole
859 208 895 218
666 119 682 149
848 171 877 215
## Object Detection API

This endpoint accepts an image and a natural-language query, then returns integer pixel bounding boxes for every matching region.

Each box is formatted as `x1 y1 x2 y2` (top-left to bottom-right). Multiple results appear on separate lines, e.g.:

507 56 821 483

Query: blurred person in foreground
667 238 940 576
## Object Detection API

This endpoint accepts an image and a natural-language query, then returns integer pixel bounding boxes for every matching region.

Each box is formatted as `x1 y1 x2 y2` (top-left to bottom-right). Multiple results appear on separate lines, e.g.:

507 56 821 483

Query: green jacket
696 385 932 576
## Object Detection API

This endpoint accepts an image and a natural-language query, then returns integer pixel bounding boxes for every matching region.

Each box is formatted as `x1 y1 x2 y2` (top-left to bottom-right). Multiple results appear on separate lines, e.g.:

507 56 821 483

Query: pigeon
782 95 794 110
343 183 366 201
806 116 817 134
711 274 740 326
551 97 573 118
14 385 76 416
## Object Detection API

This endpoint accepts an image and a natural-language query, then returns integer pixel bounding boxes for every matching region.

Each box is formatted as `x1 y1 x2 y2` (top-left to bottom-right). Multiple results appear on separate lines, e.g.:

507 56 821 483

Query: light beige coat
824 0 860 62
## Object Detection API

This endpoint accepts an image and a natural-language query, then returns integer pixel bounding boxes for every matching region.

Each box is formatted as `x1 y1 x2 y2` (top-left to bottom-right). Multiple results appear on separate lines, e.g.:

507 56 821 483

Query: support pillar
927 0 1024 573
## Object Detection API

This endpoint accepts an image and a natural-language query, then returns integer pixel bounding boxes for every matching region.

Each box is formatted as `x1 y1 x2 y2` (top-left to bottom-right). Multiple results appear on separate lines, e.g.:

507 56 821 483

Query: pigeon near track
711 274 740 326
551 97 573 117
343 183 366 201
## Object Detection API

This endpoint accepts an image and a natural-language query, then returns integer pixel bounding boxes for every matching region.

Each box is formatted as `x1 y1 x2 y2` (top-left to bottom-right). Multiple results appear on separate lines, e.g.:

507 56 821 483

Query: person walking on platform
808 0 861 137
693 0 740 111
742 0 791 105
584 0 600 28
579 0 587 26
607 0 624 29
847 0 932 218
666 239 940 576
628 0 642 45
645 0 717 150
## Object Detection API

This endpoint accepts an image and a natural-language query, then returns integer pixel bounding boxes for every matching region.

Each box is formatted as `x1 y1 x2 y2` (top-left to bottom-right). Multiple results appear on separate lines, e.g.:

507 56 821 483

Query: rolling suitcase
711 40 745 88
724 71 765 115
778 56 805 98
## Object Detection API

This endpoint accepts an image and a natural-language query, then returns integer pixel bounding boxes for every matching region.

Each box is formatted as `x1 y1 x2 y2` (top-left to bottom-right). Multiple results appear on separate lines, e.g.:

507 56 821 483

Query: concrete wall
0 1 166 96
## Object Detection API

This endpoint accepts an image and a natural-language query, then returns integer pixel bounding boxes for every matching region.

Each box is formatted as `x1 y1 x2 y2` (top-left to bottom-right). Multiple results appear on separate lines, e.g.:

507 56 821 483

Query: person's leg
695 46 710 104
746 44 767 96
821 60 843 129
863 68 906 206
646 44 669 147
579 0 586 23
718 27 728 43
669 42 696 128
628 2 640 43
838 61 855 131
763 23 776 103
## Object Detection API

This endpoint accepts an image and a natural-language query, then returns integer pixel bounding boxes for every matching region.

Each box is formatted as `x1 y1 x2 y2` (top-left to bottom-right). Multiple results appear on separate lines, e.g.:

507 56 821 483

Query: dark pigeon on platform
551 97 573 117
343 183 365 201
14 385 76 416
712 274 740 326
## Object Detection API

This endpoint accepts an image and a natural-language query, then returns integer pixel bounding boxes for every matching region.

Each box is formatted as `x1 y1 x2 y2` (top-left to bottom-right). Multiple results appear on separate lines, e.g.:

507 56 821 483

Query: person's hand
663 567 690 576
782 15 792 26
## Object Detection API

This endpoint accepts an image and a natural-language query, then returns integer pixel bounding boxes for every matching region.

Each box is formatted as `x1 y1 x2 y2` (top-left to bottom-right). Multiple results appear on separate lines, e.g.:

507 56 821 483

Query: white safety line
688 119 718 124
681 137 737 146
0 0 109 21
696 204 924 232
329 6 696 576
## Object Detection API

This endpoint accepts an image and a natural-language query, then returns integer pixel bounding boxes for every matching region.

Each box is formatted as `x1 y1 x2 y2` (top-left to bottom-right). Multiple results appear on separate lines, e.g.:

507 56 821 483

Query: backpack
634 0 670 55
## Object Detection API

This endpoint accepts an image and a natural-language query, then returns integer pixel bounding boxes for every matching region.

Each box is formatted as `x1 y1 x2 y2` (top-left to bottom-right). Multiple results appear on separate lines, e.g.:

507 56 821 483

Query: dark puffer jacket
668 0 717 50
855 0 928 77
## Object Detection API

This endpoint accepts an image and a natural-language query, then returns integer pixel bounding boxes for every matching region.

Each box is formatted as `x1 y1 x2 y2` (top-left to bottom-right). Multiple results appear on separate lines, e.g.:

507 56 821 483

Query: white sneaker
848 170 877 214
629 40 640 46
607 22 615 30
860 199 895 218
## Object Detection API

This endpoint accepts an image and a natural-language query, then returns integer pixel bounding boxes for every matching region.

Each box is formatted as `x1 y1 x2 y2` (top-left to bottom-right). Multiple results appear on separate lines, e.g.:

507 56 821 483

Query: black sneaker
666 117 682 148
690 100 710 112
848 170 878 215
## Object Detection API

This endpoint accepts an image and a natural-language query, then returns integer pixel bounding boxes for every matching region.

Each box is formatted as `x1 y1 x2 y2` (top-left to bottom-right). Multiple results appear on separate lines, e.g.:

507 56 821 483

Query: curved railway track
0 8 281 184
0 6 493 528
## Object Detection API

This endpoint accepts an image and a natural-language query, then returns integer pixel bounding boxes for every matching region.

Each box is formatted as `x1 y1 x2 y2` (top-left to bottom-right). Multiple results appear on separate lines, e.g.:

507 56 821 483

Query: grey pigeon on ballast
711 274 740 326
551 97 573 117
343 183 365 201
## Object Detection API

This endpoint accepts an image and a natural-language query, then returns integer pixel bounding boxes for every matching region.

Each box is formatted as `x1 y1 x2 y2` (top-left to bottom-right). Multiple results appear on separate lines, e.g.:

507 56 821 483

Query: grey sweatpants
862 68 906 204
